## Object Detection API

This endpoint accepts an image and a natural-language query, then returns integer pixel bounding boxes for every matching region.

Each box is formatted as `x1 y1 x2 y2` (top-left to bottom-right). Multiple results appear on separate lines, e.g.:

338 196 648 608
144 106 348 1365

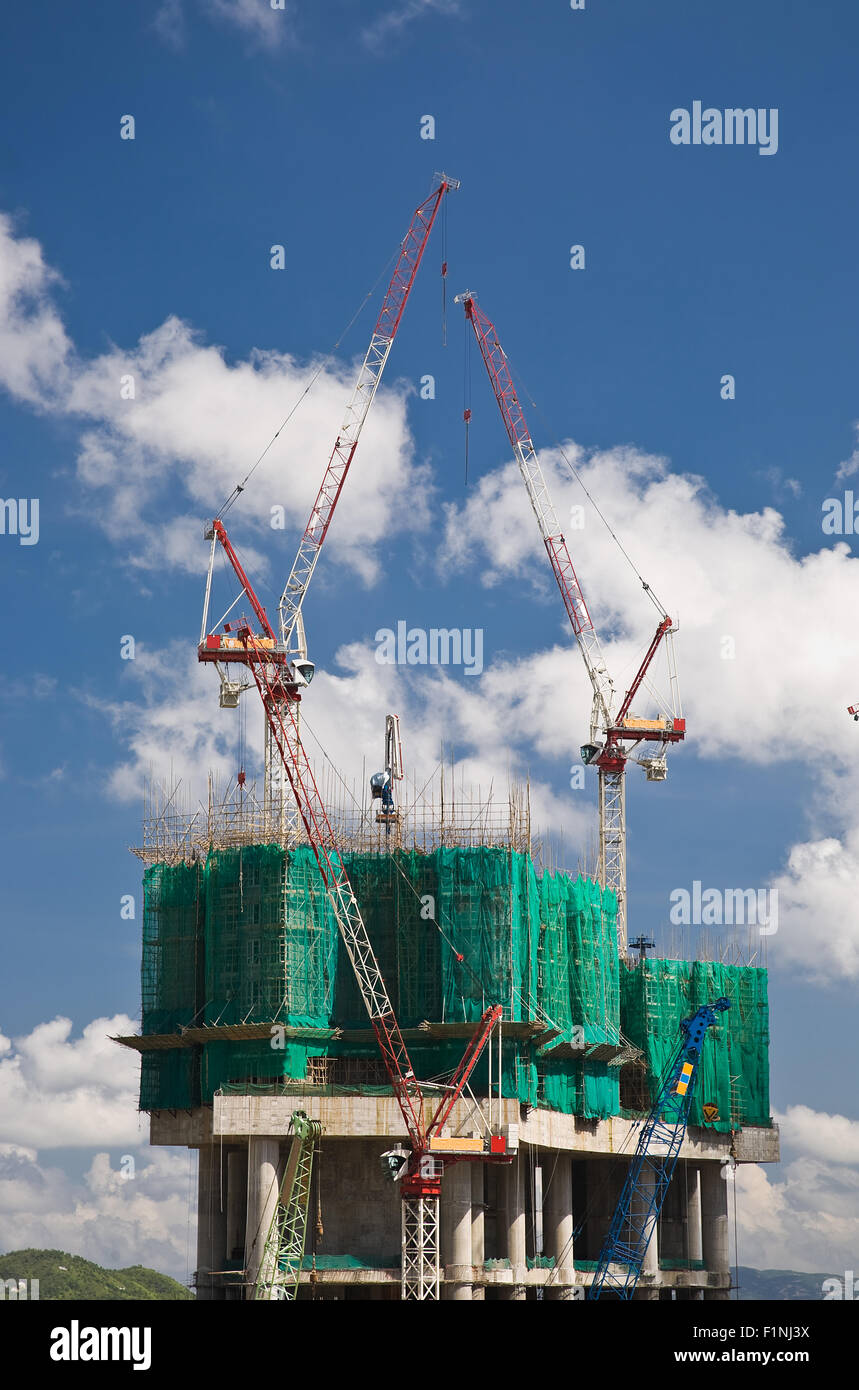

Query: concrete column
196 1144 228 1301
245 1138 281 1293
226 1148 248 1261
701 1160 730 1300
686 1163 703 1263
471 1165 485 1300
543 1153 575 1300
586 1157 614 1265
680 1162 704 1301
632 1165 660 1300
501 1156 527 1300
442 1162 473 1300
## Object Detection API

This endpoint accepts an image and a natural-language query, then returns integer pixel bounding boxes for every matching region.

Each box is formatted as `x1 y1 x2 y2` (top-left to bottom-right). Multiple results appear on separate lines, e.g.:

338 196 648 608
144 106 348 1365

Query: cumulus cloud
0 213 72 406
87 642 243 803
0 1016 192 1279
777 1105 859 1166
0 1145 192 1282
0 1015 142 1149
441 443 859 766
768 831 859 983
736 1106 859 1275
90 634 593 856
0 215 429 584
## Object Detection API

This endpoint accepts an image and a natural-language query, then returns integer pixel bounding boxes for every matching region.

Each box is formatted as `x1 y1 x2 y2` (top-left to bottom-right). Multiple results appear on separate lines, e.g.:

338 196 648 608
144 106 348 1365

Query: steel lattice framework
402 1191 441 1300
253 1110 323 1301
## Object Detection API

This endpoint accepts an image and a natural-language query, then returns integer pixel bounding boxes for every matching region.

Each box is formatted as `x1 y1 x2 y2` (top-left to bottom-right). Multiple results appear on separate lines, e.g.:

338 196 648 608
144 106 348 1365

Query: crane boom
588 997 730 1299
279 175 460 660
239 625 513 1298
457 292 613 740
458 292 685 949
253 1110 323 1300
242 628 426 1150
198 191 517 1298
201 177 459 835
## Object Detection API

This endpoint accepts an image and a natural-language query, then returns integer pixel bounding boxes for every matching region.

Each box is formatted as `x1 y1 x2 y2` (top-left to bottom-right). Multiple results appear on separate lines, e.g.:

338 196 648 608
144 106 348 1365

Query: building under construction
118 776 778 1301
116 177 778 1300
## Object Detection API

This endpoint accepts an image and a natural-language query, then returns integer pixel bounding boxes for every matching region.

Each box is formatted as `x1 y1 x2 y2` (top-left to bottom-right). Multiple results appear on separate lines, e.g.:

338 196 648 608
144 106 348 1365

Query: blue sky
1 0 858 1279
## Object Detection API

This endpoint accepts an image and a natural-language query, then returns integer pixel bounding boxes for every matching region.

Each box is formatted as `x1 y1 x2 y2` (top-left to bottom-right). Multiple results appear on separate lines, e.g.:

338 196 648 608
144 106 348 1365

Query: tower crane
457 291 685 950
588 997 730 1299
200 174 459 835
239 621 513 1298
198 182 515 1299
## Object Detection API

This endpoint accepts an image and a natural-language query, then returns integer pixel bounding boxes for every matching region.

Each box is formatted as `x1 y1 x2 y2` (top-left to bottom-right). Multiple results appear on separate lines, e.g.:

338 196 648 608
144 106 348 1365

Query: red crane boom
458 291 685 949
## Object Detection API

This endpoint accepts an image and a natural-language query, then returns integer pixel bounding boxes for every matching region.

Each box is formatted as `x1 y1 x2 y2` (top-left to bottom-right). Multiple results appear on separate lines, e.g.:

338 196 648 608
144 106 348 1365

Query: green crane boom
252 1110 323 1301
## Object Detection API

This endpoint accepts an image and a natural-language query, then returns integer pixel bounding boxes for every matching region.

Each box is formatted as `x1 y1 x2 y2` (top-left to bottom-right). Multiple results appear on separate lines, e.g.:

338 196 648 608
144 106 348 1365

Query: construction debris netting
139 845 769 1131
620 960 771 1132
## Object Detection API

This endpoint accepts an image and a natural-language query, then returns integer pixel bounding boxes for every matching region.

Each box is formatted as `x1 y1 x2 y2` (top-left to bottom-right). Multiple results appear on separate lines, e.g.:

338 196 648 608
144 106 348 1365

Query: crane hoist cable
214 241 403 521
463 309 472 484
498 347 670 623
441 191 449 347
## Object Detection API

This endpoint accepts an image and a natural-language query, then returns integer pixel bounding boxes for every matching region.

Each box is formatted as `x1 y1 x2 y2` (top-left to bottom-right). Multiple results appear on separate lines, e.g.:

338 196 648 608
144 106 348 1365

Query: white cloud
836 422 859 480
90 633 593 856
362 0 461 51
777 1104 859 1166
209 0 292 47
0 1016 143 1149
153 0 186 49
0 1016 191 1279
733 1117 856 1278
736 1107 859 1274
441 443 859 766
88 642 242 803
0 212 72 406
0 1145 193 1282
769 831 859 983
0 216 429 584
154 0 293 51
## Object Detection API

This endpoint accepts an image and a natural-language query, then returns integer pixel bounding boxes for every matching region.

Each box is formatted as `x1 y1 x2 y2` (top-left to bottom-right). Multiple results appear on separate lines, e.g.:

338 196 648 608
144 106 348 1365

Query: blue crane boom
588 996 731 1300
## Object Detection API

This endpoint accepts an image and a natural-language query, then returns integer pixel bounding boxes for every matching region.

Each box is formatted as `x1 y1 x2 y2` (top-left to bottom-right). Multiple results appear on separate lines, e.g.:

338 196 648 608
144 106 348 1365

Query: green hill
736 1267 829 1300
0 1250 193 1300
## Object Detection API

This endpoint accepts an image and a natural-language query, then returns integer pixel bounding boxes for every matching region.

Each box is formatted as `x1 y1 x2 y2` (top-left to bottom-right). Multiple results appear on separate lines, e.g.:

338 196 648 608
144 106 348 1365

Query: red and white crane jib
457 291 684 754
199 174 459 682
278 174 460 662
456 291 614 743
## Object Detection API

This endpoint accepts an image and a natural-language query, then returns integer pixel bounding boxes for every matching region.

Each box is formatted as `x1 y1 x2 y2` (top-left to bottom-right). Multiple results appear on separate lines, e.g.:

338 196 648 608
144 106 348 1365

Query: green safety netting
537 867 620 1117
139 846 768 1131
141 860 203 1035
619 960 770 1132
